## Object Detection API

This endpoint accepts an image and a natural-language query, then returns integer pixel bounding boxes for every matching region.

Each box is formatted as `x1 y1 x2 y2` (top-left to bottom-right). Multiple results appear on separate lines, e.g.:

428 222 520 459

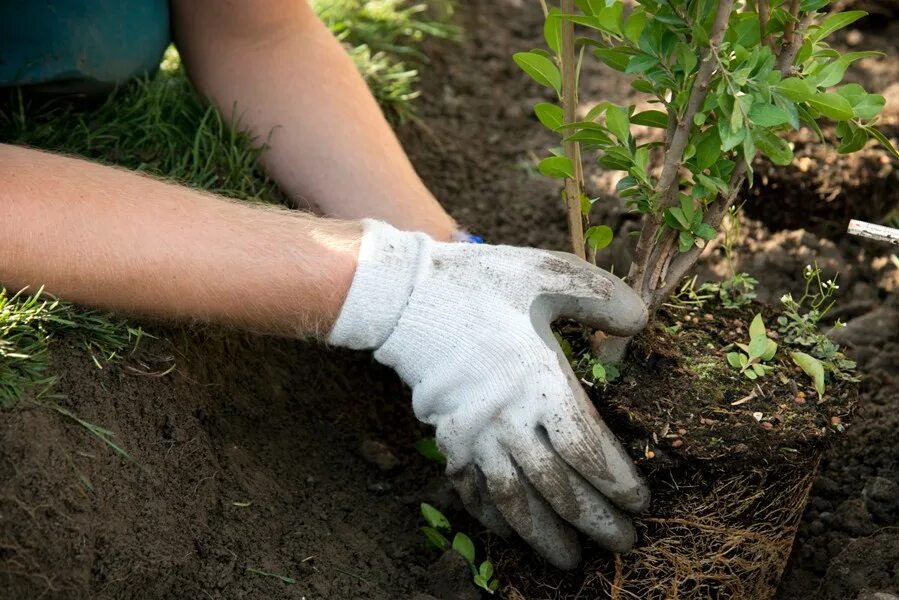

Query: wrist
328 220 430 349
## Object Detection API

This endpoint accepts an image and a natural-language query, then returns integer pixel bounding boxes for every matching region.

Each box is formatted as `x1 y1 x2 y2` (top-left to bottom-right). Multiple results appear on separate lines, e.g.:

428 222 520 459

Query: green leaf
694 128 721 170
597 2 624 36
544 9 562 54
727 352 744 369
749 103 791 127
668 207 691 230
837 123 869 154
763 339 778 361
630 110 668 129
631 79 655 93
538 156 574 178
623 10 646 44
678 231 694 253
625 53 659 74
749 314 766 338
851 93 885 120
745 368 758 380
479 561 494 581
594 47 631 72
592 362 607 381
814 59 850 88
513 52 562 95
808 92 855 121
753 129 794 165
421 503 450 530
775 77 815 102
676 42 698 75
415 438 446 463
791 351 826 397
534 103 563 131
605 105 631 142
452 533 476 564
867 126 899 159
585 225 614 251
811 11 868 43
575 0 605 14
748 334 769 359
694 223 716 240
751 363 767 376
801 0 833 10
421 526 451 550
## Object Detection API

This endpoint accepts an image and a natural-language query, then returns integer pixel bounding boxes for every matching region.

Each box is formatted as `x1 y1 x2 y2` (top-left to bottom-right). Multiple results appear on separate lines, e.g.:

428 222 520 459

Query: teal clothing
0 1 171 88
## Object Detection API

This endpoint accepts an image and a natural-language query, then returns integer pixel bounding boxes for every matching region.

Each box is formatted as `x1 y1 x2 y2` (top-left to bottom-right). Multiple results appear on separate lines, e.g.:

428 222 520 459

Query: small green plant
778 263 858 395
415 437 447 463
701 272 759 308
726 313 778 379
420 503 500 594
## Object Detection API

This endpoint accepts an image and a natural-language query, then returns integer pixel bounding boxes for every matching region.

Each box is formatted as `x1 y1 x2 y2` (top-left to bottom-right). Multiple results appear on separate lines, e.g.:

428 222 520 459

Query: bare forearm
172 0 456 240
0 144 360 336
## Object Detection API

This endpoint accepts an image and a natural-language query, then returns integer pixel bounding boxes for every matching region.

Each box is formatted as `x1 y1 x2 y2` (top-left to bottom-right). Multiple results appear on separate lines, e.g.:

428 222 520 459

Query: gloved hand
329 220 649 569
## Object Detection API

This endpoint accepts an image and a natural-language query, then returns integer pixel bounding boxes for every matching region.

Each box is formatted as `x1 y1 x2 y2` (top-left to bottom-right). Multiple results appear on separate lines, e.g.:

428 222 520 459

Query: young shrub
519 0 896 315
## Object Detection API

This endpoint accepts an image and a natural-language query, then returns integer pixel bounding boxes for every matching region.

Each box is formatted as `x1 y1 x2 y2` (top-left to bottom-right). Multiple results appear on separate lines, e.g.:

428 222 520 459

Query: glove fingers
508 430 636 553
479 452 581 570
538 252 648 337
543 397 650 514
449 465 514 538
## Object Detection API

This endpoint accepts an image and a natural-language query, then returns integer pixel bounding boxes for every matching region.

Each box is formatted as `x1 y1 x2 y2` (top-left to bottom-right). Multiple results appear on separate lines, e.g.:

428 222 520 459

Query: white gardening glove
329 220 650 569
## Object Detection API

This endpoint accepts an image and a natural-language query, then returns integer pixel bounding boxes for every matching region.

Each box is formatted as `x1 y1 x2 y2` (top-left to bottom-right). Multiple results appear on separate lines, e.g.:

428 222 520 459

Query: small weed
725 314 778 380
415 437 446 463
699 272 759 309
777 263 859 395
420 503 500 594
684 357 721 381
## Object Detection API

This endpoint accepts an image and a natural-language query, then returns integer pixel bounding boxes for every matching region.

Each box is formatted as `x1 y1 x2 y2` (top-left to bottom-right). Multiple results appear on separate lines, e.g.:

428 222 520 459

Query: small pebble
672 439 683 449
646 450 656 459
677 428 687 436
761 422 774 430
831 416 842 426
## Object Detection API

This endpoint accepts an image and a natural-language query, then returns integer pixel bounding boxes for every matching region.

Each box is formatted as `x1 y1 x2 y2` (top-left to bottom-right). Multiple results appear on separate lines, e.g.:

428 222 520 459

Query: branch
776 0 802 67
560 0 586 260
627 0 735 295
758 0 772 47
776 11 816 73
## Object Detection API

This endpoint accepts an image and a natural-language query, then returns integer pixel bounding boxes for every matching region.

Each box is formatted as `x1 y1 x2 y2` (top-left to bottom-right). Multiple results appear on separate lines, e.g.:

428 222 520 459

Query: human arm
170 0 457 240
0 144 359 336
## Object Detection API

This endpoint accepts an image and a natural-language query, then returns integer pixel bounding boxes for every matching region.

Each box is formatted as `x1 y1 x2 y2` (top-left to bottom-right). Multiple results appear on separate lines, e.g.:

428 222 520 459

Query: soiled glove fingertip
544 541 582 570
614 481 651 514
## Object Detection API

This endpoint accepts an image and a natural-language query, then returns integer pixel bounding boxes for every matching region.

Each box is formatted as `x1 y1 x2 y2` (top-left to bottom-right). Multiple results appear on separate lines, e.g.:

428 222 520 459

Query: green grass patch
0 287 141 407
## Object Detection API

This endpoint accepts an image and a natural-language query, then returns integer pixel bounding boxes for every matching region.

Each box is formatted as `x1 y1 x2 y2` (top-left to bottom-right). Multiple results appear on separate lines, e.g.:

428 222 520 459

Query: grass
0 287 141 408
0 2 457 450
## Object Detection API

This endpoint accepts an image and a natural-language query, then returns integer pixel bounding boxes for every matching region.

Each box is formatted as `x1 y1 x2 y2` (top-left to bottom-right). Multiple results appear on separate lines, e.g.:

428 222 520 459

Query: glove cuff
328 219 429 350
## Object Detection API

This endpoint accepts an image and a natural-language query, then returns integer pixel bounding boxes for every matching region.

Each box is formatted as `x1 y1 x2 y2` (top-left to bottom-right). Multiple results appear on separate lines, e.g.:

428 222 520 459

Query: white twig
847 219 899 245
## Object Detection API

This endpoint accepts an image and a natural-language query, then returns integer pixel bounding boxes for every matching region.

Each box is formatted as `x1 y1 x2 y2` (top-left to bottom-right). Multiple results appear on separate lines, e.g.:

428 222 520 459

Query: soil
3 2 899 600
